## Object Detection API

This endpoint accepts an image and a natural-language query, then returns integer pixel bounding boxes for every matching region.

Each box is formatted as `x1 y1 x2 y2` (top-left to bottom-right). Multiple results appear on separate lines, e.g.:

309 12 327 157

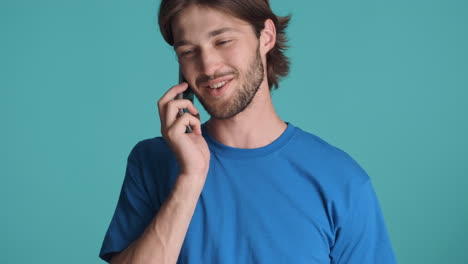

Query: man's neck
205 84 287 149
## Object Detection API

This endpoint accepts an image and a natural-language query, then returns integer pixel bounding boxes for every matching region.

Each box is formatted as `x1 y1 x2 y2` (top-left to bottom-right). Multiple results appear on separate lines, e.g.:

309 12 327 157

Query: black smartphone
177 69 194 103
176 68 194 133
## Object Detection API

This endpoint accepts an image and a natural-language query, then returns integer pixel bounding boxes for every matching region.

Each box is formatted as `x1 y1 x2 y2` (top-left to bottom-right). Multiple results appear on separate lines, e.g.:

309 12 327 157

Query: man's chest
177 159 335 263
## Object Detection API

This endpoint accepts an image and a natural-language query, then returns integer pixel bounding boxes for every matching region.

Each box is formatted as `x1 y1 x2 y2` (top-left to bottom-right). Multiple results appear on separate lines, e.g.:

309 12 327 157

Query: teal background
2 0 467 263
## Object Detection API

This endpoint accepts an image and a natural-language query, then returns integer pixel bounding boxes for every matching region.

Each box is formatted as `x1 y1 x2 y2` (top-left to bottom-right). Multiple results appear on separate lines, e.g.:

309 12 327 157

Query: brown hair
158 0 291 90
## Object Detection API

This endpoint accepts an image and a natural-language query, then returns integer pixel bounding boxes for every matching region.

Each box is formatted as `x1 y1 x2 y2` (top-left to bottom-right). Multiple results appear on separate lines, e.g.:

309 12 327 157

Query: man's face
172 5 265 119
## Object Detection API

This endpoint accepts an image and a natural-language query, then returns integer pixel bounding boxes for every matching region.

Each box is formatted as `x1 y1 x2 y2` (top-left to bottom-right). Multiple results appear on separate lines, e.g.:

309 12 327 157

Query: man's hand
157 82 210 183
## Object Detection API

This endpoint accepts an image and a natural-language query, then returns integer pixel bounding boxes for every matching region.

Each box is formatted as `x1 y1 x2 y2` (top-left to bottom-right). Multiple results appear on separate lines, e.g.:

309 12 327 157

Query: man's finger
168 113 201 136
158 82 189 112
165 99 199 129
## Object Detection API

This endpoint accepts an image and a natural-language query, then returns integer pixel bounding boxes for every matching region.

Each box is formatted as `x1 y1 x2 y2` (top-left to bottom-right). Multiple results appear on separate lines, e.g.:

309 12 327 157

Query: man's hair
158 0 291 90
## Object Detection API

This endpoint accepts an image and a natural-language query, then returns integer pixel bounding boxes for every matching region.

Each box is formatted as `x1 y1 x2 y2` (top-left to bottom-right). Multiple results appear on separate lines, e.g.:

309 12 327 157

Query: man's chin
206 107 237 120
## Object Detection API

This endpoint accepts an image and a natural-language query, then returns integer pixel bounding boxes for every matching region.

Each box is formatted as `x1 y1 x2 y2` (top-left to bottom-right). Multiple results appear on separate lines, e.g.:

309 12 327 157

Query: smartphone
176 69 194 133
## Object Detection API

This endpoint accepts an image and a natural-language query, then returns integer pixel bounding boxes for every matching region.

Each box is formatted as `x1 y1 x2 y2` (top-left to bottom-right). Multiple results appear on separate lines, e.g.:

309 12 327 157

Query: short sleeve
98 144 156 263
330 180 397 264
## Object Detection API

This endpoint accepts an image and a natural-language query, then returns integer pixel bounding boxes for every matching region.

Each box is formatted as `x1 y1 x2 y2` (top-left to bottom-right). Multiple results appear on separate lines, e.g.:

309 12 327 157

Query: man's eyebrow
174 27 239 49
208 27 239 38
174 40 192 49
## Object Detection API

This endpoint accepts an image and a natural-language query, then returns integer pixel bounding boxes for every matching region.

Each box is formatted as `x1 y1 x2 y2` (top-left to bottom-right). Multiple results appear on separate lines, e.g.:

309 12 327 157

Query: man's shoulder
289 124 370 185
289 124 354 161
290 125 338 153
127 136 173 163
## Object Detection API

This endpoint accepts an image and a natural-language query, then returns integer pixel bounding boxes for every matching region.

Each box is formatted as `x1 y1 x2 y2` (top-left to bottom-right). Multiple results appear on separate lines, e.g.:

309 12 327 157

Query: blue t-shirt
99 122 397 263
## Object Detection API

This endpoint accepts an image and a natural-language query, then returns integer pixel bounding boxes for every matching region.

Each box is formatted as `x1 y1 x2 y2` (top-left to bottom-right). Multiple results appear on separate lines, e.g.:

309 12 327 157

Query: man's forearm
110 174 204 264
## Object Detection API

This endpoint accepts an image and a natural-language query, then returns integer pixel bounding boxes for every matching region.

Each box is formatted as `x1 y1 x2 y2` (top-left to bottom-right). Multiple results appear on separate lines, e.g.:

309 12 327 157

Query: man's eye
181 50 194 56
217 40 232 46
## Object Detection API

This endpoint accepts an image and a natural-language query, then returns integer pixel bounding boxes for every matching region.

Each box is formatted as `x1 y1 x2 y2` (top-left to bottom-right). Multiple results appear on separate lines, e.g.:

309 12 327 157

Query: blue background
2 0 467 263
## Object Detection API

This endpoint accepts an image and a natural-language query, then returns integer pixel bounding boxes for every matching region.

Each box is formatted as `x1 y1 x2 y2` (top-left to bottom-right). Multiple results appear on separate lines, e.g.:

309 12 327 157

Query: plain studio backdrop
1 0 467 263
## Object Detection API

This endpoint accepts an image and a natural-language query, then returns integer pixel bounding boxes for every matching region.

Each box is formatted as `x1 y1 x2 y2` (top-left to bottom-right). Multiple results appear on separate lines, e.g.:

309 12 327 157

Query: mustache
196 71 237 85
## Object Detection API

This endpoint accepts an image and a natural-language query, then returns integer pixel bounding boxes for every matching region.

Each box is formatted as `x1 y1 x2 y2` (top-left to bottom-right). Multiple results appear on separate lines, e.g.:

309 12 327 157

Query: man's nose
198 48 222 77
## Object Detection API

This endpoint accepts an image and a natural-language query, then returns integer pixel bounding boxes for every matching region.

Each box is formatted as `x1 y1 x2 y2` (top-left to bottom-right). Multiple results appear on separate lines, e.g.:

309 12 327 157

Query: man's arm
329 180 397 263
100 83 209 263
110 174 204 264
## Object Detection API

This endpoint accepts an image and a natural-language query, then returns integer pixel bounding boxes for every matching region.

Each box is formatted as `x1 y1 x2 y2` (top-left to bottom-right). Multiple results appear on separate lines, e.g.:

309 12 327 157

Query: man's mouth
204 78 233 97
202 75 234 89
208 80 228 89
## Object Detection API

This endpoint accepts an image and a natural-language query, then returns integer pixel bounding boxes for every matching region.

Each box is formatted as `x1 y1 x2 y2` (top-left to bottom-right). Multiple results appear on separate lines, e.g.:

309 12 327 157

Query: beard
195 47 265 120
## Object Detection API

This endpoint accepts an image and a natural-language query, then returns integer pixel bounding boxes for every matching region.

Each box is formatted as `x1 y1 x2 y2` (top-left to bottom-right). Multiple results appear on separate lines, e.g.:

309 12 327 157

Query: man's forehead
174 27 242 48
172 5 250 43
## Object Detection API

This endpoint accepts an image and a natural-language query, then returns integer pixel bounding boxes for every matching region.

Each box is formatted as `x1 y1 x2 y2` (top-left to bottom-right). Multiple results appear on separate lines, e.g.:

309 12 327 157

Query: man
99 0 397 263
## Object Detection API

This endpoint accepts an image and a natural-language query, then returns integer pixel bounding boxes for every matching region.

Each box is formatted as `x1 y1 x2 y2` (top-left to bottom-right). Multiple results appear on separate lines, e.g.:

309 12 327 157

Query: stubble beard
196 47 265 120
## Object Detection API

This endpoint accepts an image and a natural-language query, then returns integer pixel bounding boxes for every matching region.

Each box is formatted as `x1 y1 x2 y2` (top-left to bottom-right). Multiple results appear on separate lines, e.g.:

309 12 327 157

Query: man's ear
259 19 276 56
